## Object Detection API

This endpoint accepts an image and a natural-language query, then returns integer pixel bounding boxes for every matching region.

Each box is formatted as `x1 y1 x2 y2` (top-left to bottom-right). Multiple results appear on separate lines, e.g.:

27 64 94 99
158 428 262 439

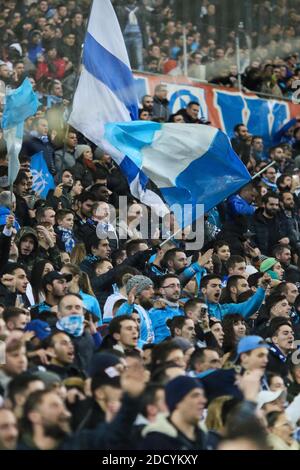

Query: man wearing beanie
115 275 155 347
140 376 207 450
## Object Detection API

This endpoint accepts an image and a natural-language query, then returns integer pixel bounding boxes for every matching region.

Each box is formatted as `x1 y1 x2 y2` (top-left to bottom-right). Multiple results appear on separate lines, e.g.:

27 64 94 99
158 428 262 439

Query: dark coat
140 414 206 451
267 347 291 381
249 209 287 255
21 135 56 175
15 195 31 227
152 96 170 121
0 231 11 275
72 158 94 188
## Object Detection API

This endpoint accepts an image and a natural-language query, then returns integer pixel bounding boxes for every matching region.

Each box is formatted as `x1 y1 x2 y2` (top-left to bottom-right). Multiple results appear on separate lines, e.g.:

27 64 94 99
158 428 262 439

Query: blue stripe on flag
119 156 148 188
169 130 251 212
83 32 139 120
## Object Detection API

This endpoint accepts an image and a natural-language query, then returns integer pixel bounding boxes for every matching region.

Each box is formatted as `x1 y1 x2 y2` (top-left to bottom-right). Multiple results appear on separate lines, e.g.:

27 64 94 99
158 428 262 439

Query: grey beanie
172 337 193 353
126 275 154 296
94 146 105 160
75 144 92 160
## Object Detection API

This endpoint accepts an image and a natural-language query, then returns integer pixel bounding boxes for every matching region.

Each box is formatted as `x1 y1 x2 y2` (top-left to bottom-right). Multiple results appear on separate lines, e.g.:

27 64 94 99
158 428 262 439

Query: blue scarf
85 254 101 265
57 227 75 253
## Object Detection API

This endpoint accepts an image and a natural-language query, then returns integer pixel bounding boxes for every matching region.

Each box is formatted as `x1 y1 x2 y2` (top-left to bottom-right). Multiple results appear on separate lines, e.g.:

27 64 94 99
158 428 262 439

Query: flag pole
251 160 276 180
160 227 183 248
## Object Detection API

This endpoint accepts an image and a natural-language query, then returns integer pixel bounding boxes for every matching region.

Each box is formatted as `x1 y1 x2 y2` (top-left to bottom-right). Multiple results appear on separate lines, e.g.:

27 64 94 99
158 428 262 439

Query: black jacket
0 283 17 308
267 346 291 381
21 135 56 175
71 397 106 432
140 414 207 451
152 96 170 121
15 195 31 227
72 158 94 188
0 231 11 275
249 209 287 256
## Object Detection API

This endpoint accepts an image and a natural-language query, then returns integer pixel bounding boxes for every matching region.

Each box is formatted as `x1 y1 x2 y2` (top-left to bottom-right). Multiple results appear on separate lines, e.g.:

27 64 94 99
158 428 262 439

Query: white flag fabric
69 0 168 217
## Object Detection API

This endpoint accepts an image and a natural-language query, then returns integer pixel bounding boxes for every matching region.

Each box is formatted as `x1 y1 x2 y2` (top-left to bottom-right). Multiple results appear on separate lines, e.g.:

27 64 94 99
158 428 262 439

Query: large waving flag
30 151 55 199
104 121 252 221
2 78 39 185
69 0 168 216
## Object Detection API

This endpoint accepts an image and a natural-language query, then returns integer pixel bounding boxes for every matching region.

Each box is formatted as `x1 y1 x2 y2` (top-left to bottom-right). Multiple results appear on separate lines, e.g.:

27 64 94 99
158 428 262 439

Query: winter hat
75 144 92 160
165 375 203 413
260 258 277 273
126 275 153 296
32 370 61 387
94 147 105 160
88 352 122 377
172 337 193 353
200 368 243 403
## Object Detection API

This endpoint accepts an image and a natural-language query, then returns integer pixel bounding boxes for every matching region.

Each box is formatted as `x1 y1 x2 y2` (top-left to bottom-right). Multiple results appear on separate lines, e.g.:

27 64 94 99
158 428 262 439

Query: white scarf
125 6 139 25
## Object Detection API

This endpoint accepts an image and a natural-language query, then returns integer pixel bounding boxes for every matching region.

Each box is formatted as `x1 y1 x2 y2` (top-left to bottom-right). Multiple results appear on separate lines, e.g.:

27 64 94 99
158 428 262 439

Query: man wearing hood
15 225 62 273
15 227 39 273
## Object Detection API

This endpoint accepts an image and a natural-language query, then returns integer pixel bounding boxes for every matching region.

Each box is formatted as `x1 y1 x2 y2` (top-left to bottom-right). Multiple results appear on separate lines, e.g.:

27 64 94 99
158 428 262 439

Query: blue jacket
227 194 256 218
79 291 102 325
115 302 154 347
206 287 265 320
149 304 184 344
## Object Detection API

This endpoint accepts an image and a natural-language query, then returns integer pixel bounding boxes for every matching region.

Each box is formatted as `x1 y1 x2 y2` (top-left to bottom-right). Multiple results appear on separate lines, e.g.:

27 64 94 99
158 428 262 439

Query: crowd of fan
114 0 300 99
1 0 300 453
1 1 300 99
0 0 300 98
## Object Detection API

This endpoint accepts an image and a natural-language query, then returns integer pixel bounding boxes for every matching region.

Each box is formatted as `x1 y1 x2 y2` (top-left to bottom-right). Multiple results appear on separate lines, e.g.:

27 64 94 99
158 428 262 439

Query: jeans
124 32 144 71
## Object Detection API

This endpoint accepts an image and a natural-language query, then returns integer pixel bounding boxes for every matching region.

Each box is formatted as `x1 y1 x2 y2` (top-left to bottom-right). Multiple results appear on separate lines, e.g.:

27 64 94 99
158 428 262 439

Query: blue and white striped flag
69 0 168 217
105 121 252 221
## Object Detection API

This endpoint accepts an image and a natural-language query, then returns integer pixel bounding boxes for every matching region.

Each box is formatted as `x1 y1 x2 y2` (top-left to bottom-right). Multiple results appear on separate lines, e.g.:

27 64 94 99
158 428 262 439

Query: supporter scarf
30 130 49 144
56 315 84 337
269 343 287 363
125 6 138 25
86 254 101 265
83 158 97 172
56 227 75 253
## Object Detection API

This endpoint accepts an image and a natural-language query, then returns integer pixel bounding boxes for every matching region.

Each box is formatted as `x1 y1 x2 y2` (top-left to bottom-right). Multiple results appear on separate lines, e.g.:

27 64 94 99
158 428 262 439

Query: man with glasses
149 274 184 343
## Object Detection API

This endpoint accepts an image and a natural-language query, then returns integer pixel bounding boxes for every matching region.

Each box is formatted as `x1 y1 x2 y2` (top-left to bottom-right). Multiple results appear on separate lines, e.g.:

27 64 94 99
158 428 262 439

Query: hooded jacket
140 414 207 450
15 226 62 272
15 226 39 271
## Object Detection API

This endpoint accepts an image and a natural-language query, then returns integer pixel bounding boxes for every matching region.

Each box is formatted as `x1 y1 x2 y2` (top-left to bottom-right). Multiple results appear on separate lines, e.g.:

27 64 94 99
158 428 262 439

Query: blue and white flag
105 121 252 220
30 151 55 199
2 78 39 185
69 0 168 217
